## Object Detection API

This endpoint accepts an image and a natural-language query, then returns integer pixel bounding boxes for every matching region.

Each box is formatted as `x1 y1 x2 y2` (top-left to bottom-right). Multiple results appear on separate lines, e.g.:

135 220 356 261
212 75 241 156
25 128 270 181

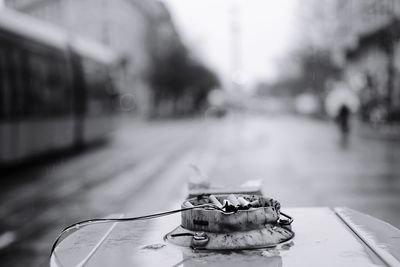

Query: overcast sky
162 0 298 87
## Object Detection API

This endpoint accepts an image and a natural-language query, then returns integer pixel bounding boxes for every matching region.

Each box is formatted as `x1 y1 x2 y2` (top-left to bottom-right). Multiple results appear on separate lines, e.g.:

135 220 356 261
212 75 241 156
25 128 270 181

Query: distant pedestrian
335 105 351 149
335 105 350 135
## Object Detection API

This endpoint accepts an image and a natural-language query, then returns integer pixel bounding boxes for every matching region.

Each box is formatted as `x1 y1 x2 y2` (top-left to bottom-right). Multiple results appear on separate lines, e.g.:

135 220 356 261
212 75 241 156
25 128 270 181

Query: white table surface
50 207 400 267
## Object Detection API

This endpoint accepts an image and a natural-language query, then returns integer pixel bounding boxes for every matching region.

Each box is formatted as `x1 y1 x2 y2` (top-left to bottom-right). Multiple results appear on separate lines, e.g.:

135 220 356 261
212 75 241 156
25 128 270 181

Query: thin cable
51 204 294 258
50 204 219 257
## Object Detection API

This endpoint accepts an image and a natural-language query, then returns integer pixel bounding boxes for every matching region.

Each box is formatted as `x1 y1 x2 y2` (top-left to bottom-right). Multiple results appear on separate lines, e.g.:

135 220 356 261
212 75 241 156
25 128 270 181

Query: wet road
1 114 400 266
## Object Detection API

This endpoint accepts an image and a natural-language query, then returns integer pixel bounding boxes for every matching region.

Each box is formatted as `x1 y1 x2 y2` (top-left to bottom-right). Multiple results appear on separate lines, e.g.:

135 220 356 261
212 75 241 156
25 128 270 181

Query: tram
0 9 120 164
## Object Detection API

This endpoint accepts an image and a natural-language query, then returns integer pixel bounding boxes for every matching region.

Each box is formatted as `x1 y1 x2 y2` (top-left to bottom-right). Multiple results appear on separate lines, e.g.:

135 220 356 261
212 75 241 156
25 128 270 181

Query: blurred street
1 114 400 266
2 0 400 266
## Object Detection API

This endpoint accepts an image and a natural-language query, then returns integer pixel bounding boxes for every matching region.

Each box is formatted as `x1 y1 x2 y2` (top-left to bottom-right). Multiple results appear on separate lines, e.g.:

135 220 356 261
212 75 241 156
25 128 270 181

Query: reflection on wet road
1 114 400 266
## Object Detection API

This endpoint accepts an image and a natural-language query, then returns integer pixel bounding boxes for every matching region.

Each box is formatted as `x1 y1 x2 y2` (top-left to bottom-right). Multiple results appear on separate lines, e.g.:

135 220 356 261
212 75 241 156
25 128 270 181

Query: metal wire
50 204 294 257
50 204 219 257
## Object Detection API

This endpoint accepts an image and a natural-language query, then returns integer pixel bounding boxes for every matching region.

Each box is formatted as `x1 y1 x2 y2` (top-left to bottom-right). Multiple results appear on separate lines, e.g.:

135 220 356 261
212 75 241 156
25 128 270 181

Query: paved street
1 114 400 266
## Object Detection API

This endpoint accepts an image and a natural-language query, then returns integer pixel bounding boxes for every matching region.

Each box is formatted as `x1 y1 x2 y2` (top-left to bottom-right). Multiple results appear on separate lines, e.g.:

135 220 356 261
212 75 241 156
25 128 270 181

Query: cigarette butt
227 194 240 207
237 197 250 208
249 200 259 207
209 195 223 209
258 198 268 207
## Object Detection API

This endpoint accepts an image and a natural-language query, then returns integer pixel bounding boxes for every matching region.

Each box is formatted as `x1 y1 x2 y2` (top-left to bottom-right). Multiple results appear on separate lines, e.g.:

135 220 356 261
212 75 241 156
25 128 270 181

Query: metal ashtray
165 194 294 250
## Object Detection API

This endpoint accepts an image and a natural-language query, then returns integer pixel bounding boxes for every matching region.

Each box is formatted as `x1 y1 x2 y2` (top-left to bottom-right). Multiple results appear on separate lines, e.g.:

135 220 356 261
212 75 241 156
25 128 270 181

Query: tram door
0 47 17 162
70 51 86 149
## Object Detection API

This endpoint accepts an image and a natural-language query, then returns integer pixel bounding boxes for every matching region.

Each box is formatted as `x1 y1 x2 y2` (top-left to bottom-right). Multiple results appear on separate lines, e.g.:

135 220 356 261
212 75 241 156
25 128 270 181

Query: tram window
81 57 114 115
28 54 46 115
28 52 71 116
45 57 71 113
0 49 11 119
8 48 25 118
0 41 33 119
0 46 18 120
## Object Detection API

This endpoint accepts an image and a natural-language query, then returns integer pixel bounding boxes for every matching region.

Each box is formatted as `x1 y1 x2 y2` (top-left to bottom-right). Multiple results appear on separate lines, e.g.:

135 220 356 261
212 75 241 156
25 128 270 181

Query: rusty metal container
181 195 280 233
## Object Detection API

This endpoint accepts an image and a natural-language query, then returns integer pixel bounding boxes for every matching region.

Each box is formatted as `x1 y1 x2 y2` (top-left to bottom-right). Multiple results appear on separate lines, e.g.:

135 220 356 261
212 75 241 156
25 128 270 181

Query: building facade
334 0 400 49
332 0 400 122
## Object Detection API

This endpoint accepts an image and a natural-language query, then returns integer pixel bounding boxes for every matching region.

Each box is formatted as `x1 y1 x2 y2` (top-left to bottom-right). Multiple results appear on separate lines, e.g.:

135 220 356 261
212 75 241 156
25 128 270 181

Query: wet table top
50 207 400 267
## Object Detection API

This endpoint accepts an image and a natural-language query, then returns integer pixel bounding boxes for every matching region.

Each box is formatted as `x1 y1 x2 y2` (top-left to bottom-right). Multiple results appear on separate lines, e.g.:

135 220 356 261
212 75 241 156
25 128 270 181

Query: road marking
50 214 124 267
76 216 123 267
